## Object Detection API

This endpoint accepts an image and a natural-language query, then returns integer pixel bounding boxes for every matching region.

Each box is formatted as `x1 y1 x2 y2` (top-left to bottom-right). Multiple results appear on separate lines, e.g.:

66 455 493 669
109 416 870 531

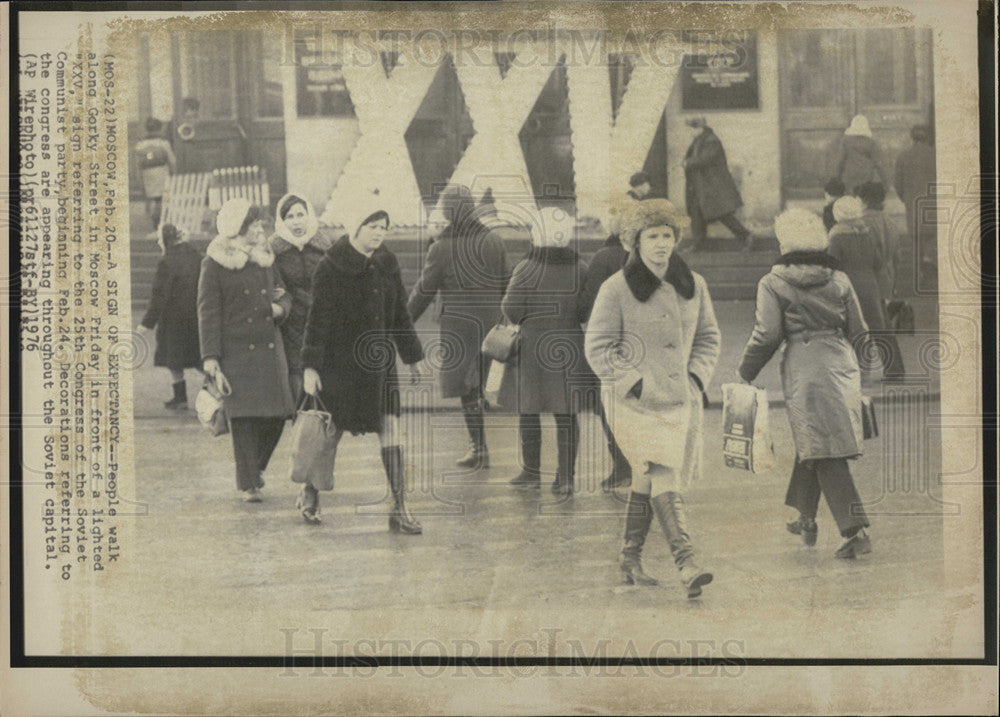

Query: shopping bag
861 396 879 440
484 360 506 405
481 321 520 364
286 394 338 491
721 383 775 473
195 372 231 437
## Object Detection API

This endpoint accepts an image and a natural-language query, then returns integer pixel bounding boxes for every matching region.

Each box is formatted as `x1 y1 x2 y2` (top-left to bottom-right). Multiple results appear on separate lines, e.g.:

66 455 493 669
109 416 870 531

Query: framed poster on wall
294 29 356 117
681 30 759 110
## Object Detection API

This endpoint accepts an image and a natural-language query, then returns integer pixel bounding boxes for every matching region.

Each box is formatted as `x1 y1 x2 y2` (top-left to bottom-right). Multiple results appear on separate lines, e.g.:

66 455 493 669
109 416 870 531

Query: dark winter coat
738 254 868 460
406 219 509 398
859 208 900 299
197 237 295 419
827 220 887 331
141 241 202 370
684 127 743 221
270 229 335 376
579 233 628 322
894 139 937 242
302 235 424 434
835 135 889 194
497 246 597 415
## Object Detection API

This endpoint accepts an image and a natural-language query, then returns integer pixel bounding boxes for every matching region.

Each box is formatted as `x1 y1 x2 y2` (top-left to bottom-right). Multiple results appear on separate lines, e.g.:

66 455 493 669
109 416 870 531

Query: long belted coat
406 219 509 398
302 235 424 434
585 254 720 486
738 255 868 461
197 237 294 419
684 127 743 222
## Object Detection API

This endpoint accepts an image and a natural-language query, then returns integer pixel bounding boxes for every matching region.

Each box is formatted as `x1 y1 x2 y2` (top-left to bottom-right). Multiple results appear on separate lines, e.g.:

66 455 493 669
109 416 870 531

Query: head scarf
274 193 319 250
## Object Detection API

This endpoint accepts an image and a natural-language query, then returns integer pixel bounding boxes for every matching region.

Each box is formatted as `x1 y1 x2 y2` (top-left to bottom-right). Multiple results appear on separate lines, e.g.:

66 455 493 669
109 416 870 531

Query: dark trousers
230 416 285 491
785 457 869 538
689 204 750 246
519 413 579 479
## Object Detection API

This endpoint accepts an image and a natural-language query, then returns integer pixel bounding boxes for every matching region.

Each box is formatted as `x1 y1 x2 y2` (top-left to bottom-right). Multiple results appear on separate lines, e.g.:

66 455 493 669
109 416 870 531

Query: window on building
293 29 355 117
252 32 284 118
181 30 237 119
862 28 918 106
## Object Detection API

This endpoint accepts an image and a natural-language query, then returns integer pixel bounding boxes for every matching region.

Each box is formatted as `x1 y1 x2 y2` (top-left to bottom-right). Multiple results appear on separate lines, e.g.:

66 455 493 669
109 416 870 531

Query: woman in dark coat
834 114 890 194
270 193 335 403
682 117 754 251
498 207 596 495
738 208 872 559
301 199 425 532
198 199 295 502
407 184 509 470
586 199 720 597
139 223 202 409
828 196 905 380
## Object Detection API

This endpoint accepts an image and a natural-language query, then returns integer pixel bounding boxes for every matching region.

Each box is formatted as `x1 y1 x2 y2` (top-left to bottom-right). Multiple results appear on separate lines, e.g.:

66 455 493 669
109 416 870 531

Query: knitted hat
773 208 828 254
844 114 873 138
345 188 389 238
618 198 690 249
530 206 575 248
216 198 253 239
832 195 865 223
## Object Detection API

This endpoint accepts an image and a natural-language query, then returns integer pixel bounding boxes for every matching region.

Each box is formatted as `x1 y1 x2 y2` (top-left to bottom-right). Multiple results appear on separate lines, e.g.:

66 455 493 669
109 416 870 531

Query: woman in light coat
197 199 294 502
586 200 720 598
269 193 335 403
738 208 873 559
498 206 596 495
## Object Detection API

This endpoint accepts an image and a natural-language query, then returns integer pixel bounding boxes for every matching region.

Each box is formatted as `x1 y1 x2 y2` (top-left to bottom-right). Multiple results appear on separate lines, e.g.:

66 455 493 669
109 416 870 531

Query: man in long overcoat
682 117 754 252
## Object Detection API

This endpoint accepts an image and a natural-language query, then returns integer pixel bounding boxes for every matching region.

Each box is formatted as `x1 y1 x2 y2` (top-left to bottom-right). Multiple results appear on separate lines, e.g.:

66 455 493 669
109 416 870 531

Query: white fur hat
844 114 872 138
531 206 575 248
216 198 253 239
832 195 865 223
773 207 828 254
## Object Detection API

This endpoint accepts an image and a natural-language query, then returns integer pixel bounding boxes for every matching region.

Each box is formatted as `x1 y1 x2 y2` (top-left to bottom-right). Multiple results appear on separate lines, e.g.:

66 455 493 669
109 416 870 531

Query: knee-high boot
651 492 712 598
165 379 187 410
620 491 658 585
456 397 489 469
381 446 422 534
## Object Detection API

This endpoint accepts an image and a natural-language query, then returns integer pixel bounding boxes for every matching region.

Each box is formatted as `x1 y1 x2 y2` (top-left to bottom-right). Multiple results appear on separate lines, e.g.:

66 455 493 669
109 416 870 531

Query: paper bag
721 383 775 473
286 395 339 491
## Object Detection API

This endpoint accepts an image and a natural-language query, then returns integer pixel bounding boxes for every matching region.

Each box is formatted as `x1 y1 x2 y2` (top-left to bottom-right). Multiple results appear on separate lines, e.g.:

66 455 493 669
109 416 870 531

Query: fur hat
602 192 635 236
773 208 829 254
618 198 690 249
832 195 865 223
216 198 253 239
530 206 575 248
844 114 873 138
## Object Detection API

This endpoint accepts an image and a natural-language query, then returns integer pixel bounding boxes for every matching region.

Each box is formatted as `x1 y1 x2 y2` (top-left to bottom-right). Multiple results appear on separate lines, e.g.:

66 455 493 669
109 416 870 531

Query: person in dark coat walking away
270 193 335 403
856 181 900 302
681 117 755 252
198 199 295 502
738 208 872 559
499 207 597 495
822 177 846 232
579 197 634 492
586 200 720 597
301 196 425 531
834 114 890 195
137 223 202 409
894 125 937 291
407 184 510 470
828 196 905 381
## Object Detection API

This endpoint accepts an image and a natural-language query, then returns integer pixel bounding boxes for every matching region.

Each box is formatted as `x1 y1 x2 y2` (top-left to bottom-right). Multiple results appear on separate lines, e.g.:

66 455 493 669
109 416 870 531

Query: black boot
620 492 659 586
550 415 577 495
510 416 541 489
651 492 712 598
381 446 422 534
164 380 187 410
456 401 489 469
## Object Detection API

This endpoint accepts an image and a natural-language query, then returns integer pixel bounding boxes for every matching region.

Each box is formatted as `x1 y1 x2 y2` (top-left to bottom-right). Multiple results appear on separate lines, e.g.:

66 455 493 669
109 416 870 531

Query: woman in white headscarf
269 194 335 403
834 114 890 194
739 208 872 559
197 199 294 502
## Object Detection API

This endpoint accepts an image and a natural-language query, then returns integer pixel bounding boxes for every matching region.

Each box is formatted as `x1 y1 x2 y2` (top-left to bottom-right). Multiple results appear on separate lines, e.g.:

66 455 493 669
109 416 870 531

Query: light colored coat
738 262 868 460
585 259 720 486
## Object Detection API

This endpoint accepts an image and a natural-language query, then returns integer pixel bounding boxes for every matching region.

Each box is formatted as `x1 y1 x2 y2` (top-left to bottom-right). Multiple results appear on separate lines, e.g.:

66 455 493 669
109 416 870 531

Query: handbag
861 395 879 440
721 383 775 474
195 371 232 437
481 321 521 364
286 393 339 491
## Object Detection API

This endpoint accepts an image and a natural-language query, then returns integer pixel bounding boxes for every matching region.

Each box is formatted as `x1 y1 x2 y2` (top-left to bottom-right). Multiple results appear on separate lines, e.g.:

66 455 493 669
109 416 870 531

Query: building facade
127 25 933 230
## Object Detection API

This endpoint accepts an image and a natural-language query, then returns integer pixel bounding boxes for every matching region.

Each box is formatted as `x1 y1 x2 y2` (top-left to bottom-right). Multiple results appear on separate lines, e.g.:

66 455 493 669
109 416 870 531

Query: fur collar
623 251 695 302
206 235 275 270
775 250 841 270
525 246 579 264
324 233 399 276
270 231 332 256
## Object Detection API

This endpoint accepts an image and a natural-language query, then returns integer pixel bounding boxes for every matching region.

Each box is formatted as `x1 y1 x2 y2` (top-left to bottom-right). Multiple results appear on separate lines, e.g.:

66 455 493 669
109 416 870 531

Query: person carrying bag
286 394 339 524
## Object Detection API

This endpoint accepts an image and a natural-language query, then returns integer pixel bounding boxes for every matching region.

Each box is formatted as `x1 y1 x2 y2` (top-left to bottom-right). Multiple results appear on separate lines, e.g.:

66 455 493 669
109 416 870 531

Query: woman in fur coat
197 199 294 502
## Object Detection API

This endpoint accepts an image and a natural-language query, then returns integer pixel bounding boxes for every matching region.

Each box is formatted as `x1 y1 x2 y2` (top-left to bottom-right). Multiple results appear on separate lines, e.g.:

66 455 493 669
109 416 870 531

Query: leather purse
195 371 232 437
481 321 521 364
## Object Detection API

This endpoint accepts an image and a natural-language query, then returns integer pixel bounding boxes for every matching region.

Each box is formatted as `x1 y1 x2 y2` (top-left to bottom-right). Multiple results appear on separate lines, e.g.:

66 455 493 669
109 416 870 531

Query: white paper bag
721 383 775 473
